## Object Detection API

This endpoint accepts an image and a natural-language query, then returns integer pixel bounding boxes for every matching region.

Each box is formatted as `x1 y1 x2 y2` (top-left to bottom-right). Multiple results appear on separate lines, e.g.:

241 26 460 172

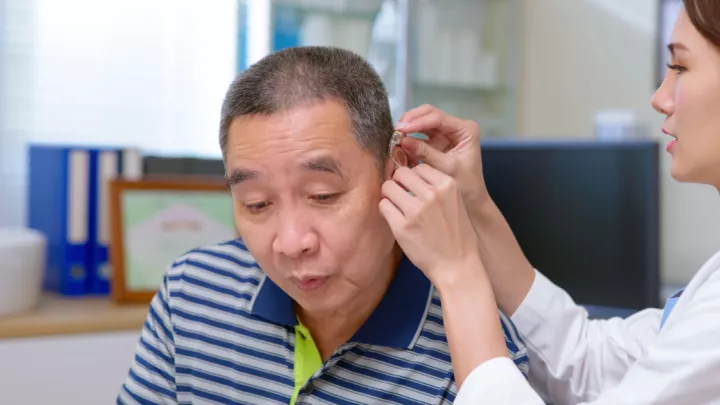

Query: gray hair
219 46 394 172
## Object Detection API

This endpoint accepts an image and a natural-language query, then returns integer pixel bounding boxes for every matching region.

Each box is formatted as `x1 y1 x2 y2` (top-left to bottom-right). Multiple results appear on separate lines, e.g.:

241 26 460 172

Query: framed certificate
109 179 236 304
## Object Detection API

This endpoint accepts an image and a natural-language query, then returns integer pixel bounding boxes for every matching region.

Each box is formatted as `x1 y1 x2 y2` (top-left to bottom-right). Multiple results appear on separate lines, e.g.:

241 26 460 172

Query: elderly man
118 46 527 404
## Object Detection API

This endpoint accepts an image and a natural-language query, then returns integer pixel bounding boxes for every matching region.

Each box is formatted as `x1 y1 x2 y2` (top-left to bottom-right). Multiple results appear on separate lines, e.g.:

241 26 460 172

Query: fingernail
395 121 408 129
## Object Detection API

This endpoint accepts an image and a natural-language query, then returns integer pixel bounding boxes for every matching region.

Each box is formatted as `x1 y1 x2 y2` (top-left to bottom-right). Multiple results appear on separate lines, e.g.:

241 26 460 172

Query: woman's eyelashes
667 63 687 74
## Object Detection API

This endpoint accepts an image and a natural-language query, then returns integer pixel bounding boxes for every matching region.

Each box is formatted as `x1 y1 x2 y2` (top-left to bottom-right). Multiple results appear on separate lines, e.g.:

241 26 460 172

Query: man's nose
272 213 319 258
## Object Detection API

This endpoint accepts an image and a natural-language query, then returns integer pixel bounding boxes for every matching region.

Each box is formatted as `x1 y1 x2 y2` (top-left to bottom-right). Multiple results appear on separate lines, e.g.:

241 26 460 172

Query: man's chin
293 293 344 317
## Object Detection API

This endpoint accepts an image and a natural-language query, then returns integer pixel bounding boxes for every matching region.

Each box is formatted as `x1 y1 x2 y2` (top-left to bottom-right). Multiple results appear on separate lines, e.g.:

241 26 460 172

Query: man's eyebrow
226 168 260 187
668 42 689 56
300 156 343 177
225 156 342 187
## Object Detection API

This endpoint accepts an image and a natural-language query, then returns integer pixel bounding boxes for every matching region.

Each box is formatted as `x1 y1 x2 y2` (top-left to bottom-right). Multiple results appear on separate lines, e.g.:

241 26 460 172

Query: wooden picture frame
109 179 235 304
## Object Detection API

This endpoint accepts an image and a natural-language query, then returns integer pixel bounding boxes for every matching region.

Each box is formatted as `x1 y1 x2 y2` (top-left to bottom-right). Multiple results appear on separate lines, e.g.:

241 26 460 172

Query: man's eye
245 201 270 214
311 194 337 203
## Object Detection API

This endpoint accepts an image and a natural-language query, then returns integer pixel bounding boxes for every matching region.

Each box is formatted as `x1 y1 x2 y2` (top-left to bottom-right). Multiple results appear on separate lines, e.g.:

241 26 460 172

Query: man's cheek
238 225 272 256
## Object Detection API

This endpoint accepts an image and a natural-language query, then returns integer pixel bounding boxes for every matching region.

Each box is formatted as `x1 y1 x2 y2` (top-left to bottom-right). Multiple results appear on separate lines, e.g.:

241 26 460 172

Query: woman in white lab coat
379 1 720 404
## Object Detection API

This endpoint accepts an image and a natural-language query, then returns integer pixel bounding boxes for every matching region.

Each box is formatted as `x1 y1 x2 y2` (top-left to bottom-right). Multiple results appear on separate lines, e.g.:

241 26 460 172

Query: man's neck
296 246 403 362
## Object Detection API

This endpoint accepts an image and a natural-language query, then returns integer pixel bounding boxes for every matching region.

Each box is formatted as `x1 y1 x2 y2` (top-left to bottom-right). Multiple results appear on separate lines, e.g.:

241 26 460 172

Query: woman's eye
245 201 270 214
666 63 686 73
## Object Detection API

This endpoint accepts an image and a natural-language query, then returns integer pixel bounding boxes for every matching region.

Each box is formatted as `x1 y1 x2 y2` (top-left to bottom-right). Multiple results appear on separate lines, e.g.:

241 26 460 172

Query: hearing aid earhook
389 130 408 168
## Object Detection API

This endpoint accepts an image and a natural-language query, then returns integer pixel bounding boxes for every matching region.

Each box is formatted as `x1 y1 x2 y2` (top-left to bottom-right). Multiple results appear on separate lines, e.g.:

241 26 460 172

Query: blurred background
1 0 718 404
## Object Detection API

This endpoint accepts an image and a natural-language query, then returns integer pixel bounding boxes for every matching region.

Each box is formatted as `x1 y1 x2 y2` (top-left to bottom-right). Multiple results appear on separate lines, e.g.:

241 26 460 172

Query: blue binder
28 145 93 296
89 148 142 294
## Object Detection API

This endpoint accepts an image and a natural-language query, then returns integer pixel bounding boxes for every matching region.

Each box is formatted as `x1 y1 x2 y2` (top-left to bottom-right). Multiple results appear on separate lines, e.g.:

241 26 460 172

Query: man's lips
293 276 329 291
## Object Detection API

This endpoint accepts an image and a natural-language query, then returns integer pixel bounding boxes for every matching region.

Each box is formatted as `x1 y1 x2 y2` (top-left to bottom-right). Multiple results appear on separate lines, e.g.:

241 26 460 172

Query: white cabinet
0 332 140 405
239 0 522 136
410 0 522 137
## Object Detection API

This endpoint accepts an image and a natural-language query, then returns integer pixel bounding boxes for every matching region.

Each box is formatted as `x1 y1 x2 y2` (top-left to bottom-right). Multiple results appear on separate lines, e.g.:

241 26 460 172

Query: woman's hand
396 104 535 317
379 164 481 286
396 104 489 207
379 163 512 388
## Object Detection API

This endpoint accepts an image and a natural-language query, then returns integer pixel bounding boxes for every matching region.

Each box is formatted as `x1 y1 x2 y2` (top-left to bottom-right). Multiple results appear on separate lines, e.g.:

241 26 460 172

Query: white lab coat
454 249 720 405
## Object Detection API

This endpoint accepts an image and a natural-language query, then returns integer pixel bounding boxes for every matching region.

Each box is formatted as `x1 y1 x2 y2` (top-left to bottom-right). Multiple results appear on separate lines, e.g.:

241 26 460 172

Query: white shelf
408 0 521 138
271 0 382 18
413 80 507 95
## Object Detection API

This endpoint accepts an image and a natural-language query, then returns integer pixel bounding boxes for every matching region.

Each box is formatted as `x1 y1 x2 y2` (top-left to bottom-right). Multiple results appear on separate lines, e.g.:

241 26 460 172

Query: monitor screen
481 140 661 310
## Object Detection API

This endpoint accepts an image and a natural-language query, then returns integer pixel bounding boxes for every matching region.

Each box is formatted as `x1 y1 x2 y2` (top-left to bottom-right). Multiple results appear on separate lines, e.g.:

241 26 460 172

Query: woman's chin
669 158 691 183
670 159 715 186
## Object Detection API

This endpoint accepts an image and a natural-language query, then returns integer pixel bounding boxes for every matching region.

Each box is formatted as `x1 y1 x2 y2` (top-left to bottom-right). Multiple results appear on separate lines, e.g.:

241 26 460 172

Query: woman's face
651 8 720 187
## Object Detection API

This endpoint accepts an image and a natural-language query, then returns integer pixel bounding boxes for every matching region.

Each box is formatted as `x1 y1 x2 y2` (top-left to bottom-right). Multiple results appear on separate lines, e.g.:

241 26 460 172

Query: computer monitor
481 139 661 310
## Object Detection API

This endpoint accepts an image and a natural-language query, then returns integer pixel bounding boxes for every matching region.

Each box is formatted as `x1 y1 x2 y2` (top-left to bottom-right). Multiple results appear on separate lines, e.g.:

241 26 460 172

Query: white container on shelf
334 17 372 57
474 51 498 88
300 13 334 47
455 28 480 86
436 30 455 84
416 1 438 83
594 109 640 140
0 228 46 316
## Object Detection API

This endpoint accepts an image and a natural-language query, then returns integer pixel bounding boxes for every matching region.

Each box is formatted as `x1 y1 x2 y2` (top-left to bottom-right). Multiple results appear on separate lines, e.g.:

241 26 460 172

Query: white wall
518 0 658 137
30 0 237 156
0 0 237 228
519 0 720 285
0 332 140 405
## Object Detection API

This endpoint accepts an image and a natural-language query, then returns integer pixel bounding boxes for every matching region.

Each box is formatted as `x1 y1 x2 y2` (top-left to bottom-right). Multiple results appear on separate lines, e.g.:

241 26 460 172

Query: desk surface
0 294 148 339
0 288 674 340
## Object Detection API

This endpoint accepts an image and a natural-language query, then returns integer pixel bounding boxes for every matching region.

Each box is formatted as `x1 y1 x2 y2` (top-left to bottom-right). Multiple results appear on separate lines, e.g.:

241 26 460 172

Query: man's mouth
293 276 329 292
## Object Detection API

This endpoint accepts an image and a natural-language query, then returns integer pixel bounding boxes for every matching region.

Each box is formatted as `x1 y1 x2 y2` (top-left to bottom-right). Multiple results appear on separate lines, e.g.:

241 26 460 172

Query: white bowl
0 228 47 316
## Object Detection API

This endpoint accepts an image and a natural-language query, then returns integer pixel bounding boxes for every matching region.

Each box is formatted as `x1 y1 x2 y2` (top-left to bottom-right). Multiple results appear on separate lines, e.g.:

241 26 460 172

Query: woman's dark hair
683 0 720 47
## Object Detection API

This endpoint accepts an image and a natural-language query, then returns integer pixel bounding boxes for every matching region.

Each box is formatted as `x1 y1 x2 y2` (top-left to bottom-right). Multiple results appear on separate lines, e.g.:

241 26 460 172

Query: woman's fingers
391 166 434 201
381 176 419 215
378 198 403 230
412 163 456 189
396 106 471 145
401 137 456 174
396 104 435 126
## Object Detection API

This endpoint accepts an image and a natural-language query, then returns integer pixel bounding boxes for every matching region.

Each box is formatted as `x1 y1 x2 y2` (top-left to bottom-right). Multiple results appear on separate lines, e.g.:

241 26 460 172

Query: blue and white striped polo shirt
118 239 529 404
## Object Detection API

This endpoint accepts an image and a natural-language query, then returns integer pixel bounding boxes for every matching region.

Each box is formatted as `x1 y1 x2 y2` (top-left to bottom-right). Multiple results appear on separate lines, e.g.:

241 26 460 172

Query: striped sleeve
499 310 530 377
118 276 178 404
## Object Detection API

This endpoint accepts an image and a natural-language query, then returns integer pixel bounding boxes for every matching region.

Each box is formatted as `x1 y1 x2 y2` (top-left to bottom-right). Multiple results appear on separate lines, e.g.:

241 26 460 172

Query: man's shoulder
426 288 530 376
164 239 265 310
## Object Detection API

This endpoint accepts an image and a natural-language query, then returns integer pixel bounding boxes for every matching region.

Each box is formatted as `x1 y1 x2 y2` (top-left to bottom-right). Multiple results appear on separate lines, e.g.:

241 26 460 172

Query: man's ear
383 156 395 180
383 147 408 179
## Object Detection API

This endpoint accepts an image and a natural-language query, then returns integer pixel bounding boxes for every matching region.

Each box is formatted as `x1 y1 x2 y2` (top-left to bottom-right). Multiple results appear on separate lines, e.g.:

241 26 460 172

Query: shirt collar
249 255 433 349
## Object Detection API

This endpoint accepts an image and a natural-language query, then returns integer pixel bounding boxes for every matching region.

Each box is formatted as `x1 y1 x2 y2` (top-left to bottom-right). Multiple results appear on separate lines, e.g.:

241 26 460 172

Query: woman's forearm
435 263 510 387
466 198 536 316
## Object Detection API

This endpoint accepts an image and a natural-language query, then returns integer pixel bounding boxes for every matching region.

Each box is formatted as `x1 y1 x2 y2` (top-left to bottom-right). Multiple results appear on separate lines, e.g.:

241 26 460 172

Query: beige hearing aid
389 130 408 168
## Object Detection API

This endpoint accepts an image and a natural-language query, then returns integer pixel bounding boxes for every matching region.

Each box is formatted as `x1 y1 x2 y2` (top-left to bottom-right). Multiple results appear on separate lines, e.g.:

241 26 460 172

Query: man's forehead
231 99 352 135
223 100 377 187
227 103 360 154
